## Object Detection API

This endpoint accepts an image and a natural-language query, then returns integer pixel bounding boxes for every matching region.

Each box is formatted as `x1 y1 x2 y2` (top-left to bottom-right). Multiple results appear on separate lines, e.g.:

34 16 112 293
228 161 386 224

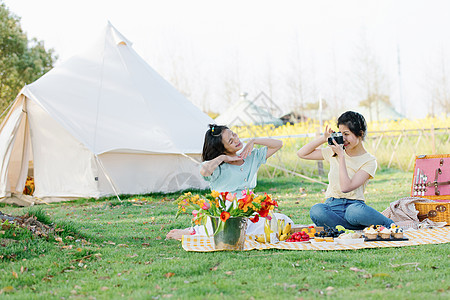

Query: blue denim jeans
309 198 394 230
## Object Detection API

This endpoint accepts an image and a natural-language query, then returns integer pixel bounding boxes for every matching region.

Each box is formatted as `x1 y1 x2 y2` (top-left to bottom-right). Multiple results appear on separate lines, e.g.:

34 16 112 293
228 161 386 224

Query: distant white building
215 93 283 127
357 101 405 122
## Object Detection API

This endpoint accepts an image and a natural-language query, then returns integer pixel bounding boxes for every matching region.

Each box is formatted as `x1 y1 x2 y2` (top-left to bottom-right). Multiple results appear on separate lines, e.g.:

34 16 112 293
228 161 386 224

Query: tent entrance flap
26 99 101 198
0 97 32 198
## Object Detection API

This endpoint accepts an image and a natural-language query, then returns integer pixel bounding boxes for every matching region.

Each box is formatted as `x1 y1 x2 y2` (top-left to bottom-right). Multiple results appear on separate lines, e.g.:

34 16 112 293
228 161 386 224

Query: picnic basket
415 202 450 223
411 154 450 223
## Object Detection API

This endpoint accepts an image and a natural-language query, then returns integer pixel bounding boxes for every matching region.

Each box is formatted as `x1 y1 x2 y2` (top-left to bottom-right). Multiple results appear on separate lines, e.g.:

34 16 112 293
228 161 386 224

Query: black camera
328 132 344 145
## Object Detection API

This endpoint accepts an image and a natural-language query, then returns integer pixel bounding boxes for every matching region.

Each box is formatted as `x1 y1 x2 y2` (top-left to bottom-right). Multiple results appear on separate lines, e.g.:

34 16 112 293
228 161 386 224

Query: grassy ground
0 169 449 299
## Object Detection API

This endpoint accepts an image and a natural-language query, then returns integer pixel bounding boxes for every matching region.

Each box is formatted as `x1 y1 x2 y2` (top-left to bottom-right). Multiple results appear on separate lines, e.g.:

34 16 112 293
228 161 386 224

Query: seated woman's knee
309 203 328 219
345 202 367 216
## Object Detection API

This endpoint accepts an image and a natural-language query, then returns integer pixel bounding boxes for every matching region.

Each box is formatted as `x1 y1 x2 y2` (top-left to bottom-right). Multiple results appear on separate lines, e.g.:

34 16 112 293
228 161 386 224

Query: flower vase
210 216 248 251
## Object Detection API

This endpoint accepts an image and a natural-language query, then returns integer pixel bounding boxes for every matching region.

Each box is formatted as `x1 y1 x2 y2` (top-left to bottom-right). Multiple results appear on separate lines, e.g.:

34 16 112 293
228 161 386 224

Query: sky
3 0 450 119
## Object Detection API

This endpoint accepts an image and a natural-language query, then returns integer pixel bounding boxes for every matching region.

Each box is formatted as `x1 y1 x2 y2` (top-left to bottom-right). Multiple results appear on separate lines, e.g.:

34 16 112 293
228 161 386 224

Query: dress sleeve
254 146 268 166
200 162 221 182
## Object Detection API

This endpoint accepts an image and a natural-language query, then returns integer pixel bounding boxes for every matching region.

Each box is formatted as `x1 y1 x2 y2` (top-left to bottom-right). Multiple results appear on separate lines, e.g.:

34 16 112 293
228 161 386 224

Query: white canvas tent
0 22 212 205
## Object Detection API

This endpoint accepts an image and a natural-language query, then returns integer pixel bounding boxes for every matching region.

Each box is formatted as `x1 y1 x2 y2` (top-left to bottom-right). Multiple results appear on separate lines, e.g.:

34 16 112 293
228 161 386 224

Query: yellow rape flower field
234 116 450 138
233 117 450 178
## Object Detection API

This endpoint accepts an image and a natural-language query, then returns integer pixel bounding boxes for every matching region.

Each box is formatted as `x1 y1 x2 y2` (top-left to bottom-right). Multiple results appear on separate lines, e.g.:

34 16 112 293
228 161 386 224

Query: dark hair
337 111 367 140
202 124 229 162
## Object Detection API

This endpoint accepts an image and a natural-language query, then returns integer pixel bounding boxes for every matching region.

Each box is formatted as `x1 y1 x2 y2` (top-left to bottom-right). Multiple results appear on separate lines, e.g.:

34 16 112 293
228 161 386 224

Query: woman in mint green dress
166 124 292 240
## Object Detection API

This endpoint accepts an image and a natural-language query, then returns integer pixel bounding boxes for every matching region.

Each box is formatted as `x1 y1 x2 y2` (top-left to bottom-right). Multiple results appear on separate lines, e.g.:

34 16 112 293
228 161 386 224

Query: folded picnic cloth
381 197 447 229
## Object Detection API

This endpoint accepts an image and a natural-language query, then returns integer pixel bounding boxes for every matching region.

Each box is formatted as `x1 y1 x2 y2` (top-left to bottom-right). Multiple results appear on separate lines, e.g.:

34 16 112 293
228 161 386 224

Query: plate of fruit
311 226 346 246
285 231 310 243
314 226 344 238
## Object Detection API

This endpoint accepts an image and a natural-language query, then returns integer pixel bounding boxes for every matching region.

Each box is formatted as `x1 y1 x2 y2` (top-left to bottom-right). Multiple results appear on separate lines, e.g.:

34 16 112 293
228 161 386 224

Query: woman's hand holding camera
324 125 345 157
329 139 345 157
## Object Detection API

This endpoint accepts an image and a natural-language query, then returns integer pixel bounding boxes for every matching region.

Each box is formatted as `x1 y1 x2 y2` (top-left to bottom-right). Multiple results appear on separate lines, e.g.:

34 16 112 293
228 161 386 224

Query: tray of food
363 225 408 242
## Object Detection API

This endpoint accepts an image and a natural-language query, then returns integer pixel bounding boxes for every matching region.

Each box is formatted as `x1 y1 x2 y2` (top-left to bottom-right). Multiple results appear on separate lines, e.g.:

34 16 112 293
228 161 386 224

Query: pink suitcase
411 154 450 223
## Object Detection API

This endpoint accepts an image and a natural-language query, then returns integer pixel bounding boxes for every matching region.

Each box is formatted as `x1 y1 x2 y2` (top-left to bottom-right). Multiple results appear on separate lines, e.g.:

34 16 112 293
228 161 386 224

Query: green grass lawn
0 169 449 299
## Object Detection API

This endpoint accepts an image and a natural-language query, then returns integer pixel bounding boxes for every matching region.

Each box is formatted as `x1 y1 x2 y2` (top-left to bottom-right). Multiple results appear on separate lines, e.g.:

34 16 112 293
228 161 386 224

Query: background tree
328 45 345 120
352 30 391 122
222 50 241 106
287 33 308 121
0 3 56 117
304 99 328 111
424 47 450 116
255 59 280 117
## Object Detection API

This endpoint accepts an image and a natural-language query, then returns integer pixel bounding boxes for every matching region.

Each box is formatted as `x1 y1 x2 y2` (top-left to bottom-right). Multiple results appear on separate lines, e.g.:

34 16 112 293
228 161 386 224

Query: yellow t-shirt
322 147 377 201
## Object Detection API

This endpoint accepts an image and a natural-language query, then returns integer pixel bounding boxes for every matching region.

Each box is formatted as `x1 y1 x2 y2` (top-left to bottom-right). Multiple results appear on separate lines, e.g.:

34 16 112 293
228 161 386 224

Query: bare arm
297 125 333 160
329 140 371 193
239 138 283 159
336 154 371 193
199 155 242 177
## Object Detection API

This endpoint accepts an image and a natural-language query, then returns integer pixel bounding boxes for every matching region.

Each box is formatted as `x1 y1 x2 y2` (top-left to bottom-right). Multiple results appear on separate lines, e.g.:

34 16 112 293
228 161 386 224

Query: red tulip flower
220 211 231 222
249 214 260 223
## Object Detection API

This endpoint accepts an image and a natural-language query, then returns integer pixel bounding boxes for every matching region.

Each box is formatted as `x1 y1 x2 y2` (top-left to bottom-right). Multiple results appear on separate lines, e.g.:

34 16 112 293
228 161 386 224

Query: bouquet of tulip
175 190 278 235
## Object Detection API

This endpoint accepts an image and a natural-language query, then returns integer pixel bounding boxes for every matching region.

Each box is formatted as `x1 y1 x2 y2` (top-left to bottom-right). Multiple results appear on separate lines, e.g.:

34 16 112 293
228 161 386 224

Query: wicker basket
415 202 450 223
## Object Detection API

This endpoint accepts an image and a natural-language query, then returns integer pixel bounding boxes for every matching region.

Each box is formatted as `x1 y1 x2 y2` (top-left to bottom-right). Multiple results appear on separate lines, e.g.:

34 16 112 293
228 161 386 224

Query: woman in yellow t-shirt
297 111 394 230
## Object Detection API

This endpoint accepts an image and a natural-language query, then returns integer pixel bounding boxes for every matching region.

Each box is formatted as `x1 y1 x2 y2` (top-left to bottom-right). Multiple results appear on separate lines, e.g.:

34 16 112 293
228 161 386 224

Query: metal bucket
210 216 248 251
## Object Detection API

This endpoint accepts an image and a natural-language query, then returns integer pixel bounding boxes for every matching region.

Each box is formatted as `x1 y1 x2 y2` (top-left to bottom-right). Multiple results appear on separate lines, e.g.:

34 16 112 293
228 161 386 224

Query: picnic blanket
181 226 450 252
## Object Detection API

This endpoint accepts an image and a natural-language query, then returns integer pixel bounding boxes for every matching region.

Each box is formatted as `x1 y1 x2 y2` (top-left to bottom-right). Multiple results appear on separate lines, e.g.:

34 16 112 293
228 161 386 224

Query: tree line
0 3 56 117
